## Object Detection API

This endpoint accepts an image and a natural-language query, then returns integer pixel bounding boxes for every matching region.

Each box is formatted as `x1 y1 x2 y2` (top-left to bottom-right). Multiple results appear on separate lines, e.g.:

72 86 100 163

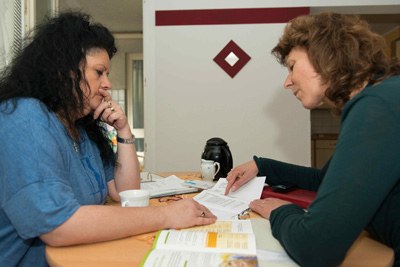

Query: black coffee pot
201 137 233 181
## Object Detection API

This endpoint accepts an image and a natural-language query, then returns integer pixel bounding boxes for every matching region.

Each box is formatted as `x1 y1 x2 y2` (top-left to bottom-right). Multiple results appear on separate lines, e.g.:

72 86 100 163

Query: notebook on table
261 186 316 209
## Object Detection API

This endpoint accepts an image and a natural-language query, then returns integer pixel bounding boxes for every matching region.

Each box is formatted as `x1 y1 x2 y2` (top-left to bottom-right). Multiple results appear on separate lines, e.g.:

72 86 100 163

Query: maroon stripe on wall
155 7 310 26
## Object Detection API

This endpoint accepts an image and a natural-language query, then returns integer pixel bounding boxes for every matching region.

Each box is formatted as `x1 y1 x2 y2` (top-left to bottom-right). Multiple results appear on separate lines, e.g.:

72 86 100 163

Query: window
0 0 24 69
126 53 145 159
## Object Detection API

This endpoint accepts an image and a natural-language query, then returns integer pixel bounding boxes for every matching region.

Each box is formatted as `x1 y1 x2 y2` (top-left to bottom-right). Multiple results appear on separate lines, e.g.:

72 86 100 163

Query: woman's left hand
93 89 129 131
249 198 292 219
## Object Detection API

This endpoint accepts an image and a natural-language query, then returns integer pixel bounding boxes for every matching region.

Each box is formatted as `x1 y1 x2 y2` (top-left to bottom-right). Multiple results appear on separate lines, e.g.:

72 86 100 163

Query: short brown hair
272 12 399 112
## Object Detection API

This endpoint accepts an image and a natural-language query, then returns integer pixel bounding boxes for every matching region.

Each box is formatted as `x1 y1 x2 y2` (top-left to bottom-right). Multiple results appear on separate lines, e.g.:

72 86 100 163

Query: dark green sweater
255 75 400 267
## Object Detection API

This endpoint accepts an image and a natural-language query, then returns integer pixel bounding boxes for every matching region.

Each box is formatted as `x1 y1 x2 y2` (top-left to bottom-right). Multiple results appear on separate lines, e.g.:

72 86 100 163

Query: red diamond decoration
213 40 251 78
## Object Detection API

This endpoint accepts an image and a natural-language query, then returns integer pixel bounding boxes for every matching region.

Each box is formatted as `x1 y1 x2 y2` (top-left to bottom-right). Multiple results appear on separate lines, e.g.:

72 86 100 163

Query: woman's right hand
224 160 259 195
162 199 217 229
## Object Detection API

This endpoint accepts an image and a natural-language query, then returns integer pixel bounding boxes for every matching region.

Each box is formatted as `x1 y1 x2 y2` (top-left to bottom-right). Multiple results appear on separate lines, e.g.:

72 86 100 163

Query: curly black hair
0 11 117 164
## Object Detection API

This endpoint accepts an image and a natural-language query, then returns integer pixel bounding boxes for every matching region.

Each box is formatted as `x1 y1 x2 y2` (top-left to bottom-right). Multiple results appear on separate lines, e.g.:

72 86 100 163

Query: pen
141 180 155 183
235 208 252 220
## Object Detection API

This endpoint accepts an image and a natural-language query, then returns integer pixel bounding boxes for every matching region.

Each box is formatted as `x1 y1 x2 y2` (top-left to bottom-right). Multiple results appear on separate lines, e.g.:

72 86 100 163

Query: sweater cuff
253 155 271 177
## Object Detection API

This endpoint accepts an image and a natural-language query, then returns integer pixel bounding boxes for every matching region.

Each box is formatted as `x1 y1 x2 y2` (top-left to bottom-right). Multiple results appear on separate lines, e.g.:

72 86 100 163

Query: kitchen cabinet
383 27 400 59
312 134 338 168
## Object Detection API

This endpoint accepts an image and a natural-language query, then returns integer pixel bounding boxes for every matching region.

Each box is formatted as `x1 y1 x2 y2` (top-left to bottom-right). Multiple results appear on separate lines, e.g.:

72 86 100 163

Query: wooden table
46 172 394 267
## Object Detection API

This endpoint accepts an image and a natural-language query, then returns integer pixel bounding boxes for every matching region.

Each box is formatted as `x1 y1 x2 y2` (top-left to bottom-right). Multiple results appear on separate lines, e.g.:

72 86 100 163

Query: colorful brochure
140 220 259 267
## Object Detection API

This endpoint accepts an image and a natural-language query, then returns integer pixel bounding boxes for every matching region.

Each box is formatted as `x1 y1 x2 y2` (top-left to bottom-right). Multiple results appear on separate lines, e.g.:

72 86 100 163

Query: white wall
143 0 400 173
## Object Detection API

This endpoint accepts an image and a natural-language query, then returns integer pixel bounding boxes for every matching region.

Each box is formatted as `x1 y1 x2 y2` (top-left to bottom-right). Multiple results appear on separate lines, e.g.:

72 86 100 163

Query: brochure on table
140 218 298 267
140 173 198 198
194 177 266 220
140 220 258 267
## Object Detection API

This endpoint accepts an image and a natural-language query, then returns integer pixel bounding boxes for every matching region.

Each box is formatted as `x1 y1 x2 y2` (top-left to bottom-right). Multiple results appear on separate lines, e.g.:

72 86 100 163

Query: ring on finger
110 106 115 112
200 211 205 217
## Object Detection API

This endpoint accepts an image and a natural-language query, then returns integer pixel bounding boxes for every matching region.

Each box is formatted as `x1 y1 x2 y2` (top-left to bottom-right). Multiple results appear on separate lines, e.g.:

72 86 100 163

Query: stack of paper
140 175 199 198
194 177 266 220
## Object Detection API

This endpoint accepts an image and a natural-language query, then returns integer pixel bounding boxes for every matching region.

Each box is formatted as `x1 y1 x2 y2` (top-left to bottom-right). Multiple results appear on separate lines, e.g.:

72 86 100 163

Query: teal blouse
255 75 400 267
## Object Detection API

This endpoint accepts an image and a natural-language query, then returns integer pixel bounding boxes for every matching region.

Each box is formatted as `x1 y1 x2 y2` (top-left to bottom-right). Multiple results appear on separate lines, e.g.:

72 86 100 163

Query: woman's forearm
40 205 165 247
110 126 141 200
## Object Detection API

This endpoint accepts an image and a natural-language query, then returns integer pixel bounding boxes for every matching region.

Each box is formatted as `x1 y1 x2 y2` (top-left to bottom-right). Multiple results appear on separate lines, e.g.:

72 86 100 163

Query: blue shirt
0 98 114 266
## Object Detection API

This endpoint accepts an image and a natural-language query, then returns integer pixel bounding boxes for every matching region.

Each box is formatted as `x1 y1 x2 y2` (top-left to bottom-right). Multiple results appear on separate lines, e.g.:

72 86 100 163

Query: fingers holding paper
225 160 259 195
163 199 217 229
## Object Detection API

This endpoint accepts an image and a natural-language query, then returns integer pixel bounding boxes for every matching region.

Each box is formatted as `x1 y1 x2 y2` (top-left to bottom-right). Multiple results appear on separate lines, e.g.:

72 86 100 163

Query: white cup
119 189 150 207
201 159 221 181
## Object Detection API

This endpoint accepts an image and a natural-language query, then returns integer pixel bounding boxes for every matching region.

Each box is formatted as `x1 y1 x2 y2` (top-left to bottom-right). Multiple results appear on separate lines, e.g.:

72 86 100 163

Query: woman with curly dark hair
225 12 400 266
0 11 216 266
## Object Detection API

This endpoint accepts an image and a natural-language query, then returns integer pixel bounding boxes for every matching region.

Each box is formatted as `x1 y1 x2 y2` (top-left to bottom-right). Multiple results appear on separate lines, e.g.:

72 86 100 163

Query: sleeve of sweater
267 94 400 267
253 156 327 191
